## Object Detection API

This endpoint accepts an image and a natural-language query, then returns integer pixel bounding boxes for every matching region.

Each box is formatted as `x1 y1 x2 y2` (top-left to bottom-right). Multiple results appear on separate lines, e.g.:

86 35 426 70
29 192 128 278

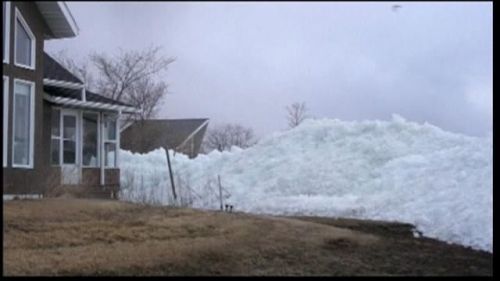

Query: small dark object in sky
392 4 402 12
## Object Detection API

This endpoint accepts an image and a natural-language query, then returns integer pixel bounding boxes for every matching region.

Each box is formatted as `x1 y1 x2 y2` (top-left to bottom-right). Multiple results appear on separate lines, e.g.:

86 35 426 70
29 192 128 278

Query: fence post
165 147 177 202
218 175 223 211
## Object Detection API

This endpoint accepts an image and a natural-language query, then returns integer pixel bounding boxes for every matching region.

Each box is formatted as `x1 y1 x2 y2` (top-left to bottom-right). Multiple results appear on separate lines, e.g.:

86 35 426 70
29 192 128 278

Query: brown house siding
81 168 120 188
105 169 120 187
3 2 124 198
3 2 52 195
79 169 120 188
81 168 100 187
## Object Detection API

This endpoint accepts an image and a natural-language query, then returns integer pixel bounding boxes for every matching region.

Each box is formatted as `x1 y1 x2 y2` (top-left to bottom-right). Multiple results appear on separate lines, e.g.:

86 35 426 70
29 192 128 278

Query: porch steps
46 185 119 199
84 186 118 199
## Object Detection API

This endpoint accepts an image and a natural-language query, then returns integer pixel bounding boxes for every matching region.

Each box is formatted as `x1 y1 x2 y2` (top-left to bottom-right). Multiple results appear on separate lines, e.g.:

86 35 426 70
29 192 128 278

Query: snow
119 114 492 252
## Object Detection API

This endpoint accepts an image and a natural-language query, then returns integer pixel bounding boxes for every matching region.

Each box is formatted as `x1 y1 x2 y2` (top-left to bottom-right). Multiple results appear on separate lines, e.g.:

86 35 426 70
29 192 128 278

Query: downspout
115 110 121 199
100 112 105 187
116 110 121 168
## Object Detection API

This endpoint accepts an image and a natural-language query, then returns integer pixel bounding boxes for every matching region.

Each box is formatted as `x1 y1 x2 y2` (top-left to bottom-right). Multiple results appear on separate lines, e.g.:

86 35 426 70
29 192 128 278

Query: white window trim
103 113 118 169
82 111 100 168
50 107 62 166
3 76 9 167
14 7 36 70
3 2 11 64
12 78 35 169
50 107 82 167
61 109 79 166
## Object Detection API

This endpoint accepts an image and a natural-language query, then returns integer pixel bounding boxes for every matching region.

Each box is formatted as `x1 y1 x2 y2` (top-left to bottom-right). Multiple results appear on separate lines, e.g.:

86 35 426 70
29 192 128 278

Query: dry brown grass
3 198 492 276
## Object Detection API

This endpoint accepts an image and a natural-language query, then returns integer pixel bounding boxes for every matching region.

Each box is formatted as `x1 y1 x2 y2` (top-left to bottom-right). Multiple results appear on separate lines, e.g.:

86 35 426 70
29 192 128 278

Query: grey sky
46 1 493 138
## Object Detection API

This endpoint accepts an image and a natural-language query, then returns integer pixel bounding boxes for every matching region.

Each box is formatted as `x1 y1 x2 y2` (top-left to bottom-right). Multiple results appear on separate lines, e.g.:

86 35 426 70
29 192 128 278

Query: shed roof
121 119 209 157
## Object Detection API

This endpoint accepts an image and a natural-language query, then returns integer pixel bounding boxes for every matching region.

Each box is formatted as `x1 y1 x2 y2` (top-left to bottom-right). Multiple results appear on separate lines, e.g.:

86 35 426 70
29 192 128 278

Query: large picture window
14 7 35 69
3 2 11 63
12 79 34 168
103 114 117 168
3 76 9 167
82 112 99 167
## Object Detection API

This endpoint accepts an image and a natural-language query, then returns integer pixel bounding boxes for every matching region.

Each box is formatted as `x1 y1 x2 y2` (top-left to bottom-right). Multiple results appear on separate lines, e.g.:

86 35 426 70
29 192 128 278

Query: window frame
3 76 9 167
11 78 35 169
61 110 79 166
3 1 11 64
51 108 85 167
82 111 100 168
50 107 62 166
103 113 118 169
14 7 36 70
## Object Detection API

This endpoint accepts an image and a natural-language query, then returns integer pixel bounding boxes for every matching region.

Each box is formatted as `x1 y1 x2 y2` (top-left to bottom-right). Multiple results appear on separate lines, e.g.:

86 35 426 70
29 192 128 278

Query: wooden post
165 146 177 202
218 175 223 211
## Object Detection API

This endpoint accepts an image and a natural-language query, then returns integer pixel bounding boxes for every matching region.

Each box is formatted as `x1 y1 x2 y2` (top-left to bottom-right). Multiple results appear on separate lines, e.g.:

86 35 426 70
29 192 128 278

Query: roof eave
36 1 79 39
44 93 140 113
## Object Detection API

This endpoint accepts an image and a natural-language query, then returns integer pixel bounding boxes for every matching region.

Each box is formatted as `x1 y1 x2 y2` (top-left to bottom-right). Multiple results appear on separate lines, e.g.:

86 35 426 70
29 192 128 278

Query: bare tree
91 45 174 102
91 46 175 127
202 123 256 153
125 77 168 122
50 46 175 126
50 49 95 90
286 102 308 128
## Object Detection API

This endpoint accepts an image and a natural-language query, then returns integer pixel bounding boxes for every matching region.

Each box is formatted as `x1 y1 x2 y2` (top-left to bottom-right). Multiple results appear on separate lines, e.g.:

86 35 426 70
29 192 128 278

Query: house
121 119 209 158
3 1 138 199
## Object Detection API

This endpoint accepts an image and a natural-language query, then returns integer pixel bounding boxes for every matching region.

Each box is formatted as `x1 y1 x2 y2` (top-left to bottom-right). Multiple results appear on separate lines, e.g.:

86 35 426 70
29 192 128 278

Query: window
3 76 9 167
50 108 61 165
82 112 99 167
3 2 11 63
51 109 82 166
12 79 34 168
103 114 117 168
14 8 35 69
63 114 77 164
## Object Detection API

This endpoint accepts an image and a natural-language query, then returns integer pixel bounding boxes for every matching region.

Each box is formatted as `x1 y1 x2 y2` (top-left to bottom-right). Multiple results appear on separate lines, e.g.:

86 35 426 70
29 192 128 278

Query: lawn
2 198 492 276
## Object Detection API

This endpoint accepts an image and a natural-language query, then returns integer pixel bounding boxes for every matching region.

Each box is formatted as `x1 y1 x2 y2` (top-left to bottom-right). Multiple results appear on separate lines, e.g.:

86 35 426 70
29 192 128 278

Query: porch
46 106 122 198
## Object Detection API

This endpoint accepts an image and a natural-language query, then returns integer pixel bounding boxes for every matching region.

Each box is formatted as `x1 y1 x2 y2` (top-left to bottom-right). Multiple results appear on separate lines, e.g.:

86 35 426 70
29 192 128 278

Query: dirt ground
2 198 493 276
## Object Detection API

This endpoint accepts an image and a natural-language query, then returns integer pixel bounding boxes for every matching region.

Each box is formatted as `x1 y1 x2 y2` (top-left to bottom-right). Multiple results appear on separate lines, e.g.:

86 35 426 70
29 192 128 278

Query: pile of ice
119 115 492 252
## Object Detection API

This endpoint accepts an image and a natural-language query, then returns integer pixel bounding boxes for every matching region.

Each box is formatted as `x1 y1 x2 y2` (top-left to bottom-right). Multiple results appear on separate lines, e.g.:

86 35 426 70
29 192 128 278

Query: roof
43 52 83 84
86 90 134 107
121 119 210 157
36 2 79 39
43 52 137 111
43 85 134 107
43 85 81 100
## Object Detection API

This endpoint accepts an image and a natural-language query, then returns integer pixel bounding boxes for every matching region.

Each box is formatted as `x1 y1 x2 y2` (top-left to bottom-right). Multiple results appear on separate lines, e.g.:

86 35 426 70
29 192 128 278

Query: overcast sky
45 1 492 138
